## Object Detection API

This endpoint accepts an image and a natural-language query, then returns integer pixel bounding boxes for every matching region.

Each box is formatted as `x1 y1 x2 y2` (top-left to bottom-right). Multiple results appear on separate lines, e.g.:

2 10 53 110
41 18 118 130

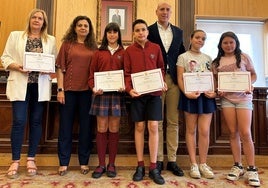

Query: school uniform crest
150 54 155 59
117 55 122 60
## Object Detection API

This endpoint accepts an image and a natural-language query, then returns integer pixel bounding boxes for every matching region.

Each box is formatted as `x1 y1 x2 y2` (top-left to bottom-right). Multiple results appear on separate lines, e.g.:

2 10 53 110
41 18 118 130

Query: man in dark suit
112 9 121 28
148 2 185 177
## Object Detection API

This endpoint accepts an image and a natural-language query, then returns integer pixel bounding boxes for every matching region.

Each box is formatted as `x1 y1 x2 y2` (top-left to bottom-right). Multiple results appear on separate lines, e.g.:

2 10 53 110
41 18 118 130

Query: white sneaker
247 169 260 187
227 165 244 181
199 163 215 179
189 163 201 179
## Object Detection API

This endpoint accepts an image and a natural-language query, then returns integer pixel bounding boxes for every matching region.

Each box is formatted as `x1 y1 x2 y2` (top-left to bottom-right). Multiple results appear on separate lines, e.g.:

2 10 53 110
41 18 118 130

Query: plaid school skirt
89 92 127 117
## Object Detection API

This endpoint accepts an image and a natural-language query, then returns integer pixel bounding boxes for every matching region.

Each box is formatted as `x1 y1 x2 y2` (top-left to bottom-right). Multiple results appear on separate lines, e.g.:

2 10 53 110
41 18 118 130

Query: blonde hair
23 9 49 42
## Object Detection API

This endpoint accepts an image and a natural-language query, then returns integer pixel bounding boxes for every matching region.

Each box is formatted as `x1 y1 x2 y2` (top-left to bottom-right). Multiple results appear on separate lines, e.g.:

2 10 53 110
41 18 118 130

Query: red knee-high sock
96 131 107 166
149 162 157 170
108 132 119 165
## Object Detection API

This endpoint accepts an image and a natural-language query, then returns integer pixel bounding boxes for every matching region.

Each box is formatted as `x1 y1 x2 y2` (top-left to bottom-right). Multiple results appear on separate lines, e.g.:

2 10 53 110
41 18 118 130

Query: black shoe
166 162 184 176
106 164 117 178
92 166 106 179
149 168 165 185
132 166 145 181
156 161 164 173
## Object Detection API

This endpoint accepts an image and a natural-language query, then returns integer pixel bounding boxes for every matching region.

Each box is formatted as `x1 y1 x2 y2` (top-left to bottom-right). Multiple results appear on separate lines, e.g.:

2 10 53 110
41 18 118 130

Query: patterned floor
0 167 267 188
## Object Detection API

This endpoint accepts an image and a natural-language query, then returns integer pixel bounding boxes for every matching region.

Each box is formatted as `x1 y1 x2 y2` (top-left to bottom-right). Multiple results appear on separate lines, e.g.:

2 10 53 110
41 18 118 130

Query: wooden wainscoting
0 77 268 156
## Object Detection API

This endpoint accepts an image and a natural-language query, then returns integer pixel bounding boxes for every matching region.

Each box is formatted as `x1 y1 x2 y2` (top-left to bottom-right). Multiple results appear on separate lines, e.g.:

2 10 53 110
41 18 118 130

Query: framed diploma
183 72 214 93
94 70 125 92
131 68 164 95
218 72 251 92
23 52 55 73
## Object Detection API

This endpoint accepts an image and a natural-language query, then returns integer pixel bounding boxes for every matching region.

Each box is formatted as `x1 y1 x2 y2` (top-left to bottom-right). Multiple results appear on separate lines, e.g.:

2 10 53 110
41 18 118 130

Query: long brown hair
62 15 97 50
212 31 242 68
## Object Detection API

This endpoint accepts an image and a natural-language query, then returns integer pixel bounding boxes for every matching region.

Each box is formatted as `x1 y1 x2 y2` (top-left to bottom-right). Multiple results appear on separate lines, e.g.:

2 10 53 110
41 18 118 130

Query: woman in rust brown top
55 15 97 176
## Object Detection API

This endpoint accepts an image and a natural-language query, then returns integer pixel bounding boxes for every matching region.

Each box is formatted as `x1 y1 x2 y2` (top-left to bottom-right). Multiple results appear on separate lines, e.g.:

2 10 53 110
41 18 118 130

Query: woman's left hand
57 91 65 104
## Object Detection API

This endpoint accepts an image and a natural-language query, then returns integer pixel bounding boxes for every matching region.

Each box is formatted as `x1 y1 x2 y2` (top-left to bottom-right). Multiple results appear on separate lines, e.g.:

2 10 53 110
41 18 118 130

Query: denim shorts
221 98 253 110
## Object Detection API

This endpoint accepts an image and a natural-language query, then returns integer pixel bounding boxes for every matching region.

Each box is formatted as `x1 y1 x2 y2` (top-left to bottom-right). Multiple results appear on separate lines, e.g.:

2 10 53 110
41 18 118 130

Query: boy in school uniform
124 19 167 185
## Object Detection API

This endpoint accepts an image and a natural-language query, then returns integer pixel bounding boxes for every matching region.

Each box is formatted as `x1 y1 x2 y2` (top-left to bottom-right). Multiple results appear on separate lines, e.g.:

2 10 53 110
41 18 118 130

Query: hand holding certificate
23 52 55 73
94 70 125 92
218 72 251 92
131 68 164 95
183 72 214 93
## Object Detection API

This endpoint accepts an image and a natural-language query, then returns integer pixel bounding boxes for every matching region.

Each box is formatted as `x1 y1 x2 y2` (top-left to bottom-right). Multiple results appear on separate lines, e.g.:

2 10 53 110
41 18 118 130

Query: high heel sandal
26 159 37 177
80 165 89 175
7 160 20 179
58 166 68 176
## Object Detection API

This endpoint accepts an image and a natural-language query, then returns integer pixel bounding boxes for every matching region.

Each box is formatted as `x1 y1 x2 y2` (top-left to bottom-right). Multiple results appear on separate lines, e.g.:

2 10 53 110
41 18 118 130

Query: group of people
0 1 260 187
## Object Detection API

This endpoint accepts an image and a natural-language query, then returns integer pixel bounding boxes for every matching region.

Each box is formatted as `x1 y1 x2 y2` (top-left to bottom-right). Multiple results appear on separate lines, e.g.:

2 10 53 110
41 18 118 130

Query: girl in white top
177 30 216 179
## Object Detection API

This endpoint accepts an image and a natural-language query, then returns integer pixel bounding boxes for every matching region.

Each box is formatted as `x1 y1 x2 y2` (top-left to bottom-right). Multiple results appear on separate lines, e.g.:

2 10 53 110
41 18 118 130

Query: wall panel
1 0 268 58
195 0 268 18
0 0 36 55
137 0 176 25
1 82 267 155
54 0 176 48
54 0 97 48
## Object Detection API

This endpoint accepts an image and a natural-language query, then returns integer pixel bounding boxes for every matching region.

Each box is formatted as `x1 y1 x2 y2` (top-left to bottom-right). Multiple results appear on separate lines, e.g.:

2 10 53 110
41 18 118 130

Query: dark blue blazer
148 22 185 84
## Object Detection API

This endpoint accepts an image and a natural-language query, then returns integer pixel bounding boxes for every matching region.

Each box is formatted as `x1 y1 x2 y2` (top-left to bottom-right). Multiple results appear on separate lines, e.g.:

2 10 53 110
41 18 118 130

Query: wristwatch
57 88 64 92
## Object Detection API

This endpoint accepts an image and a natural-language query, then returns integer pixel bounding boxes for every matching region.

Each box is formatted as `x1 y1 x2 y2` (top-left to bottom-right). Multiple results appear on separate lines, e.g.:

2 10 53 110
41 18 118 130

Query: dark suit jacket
148 22 185 84
112 14 121 27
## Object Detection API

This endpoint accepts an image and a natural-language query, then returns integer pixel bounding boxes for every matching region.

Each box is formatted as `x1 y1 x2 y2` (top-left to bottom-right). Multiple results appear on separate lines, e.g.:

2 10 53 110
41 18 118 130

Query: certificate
23 52 55 73
183 72 214 93
131 68 164 95
94 70 125 92
218 72 251 92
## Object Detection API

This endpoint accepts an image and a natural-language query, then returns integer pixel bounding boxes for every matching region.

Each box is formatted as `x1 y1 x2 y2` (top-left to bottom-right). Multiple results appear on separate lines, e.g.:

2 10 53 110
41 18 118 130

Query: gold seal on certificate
23 52 55 73
218 72 251 92
94 70 125 92
131 68 164 95
183 72 214 93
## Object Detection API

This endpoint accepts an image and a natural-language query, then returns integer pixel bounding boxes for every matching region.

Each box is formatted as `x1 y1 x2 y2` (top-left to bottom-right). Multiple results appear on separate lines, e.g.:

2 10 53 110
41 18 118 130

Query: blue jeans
58 90 93 166
11 83 45 160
